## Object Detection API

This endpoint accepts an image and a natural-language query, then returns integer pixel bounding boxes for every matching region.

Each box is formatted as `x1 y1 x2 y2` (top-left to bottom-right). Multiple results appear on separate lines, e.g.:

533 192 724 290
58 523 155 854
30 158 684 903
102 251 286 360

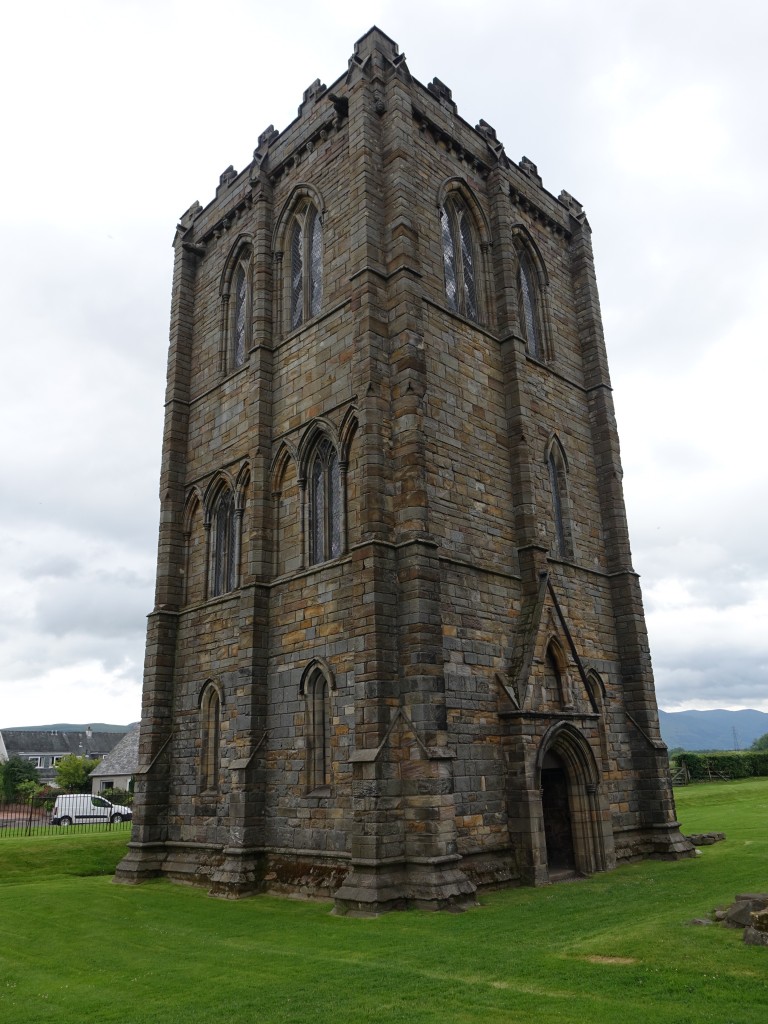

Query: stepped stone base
614 823 695 864
333 860 477 916
113 842 169 885
116 841 350 901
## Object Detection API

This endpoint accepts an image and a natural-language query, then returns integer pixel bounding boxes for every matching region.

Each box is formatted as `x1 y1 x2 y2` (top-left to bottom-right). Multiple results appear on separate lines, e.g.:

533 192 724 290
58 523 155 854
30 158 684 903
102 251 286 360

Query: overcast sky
1 0 766 728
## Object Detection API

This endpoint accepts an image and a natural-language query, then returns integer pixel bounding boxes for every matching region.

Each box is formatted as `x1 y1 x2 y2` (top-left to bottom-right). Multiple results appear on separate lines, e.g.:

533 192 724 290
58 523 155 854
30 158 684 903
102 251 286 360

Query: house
116 28 691 912
0 727 127 787
90 725 140 794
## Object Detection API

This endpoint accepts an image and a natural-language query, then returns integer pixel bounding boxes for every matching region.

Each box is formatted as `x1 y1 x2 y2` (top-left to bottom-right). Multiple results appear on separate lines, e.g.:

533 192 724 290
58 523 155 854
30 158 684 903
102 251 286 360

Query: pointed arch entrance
541 749 575 871
534 722 614 879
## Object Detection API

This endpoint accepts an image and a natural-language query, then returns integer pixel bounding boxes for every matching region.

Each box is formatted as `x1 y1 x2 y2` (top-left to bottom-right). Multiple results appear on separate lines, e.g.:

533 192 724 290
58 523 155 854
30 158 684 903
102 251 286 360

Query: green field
1 780 766 1023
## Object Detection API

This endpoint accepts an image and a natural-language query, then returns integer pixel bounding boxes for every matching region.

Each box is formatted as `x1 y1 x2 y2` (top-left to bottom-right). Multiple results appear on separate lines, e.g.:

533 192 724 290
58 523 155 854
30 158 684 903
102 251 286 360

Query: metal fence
0 799 133 838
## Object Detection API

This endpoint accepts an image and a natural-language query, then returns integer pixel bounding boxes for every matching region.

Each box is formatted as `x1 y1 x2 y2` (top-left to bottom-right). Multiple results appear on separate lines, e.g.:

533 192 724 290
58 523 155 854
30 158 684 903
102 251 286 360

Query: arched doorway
534 722 615 880
541 749 575 871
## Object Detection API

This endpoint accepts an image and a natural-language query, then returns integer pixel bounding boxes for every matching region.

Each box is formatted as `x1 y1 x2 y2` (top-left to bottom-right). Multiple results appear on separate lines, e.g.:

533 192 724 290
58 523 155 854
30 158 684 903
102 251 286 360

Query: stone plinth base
333 859 477 916
614 823 695 863
113 842 169 884
459 848 519 890
209 848 266 899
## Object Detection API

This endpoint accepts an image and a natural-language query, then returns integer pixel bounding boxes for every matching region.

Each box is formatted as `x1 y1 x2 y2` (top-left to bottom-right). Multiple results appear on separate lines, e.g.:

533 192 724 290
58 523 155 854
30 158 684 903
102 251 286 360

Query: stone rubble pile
715 893 768 946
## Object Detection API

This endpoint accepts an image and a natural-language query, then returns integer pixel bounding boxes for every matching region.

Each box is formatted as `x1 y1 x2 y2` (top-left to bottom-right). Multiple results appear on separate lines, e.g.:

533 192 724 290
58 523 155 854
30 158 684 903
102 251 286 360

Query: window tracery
440 197 479 321
233 264 247 368
309 437 341 565
517 250 542 359
290 204 323 329
209 486 239 597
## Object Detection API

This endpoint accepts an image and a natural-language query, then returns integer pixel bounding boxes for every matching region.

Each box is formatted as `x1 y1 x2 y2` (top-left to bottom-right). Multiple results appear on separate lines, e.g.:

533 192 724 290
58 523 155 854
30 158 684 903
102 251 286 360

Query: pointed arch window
221 248 251 373
546 641 574 709
305 668 331 790
547 443 573 559
309 437 342 565
290 204 323 329
517 251 542 359
440 197 479 322
209 486 239 597
232 263 248 368
200 684 221 791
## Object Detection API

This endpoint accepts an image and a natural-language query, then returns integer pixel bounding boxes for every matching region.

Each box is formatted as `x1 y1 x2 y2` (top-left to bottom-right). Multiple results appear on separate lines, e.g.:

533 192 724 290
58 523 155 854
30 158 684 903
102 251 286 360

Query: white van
50 794 132 826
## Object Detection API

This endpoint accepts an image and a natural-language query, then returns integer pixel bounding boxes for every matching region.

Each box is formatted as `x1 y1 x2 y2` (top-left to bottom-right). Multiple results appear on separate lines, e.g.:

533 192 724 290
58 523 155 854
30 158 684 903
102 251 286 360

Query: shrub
0 756 39 802
675 750 768 780
16 780 43 802
33 785 59 811
100 787 133 807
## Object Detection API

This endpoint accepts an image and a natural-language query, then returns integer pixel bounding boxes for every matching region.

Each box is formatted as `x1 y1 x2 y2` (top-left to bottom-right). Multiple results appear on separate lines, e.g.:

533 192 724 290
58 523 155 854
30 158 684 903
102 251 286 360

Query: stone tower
115 28 691 912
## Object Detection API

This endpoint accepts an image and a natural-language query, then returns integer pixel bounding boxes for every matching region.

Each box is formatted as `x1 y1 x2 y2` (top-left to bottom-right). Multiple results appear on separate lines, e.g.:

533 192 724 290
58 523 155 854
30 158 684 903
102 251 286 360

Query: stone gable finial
219 165 238 188
558 189 589 227
178 201 202 229
299 79 327 115
347 27 407 85
427 77 457 113
519 156 542 186
558 190 583 215
253 125 279 170
351 26 400 63
476 119 507 164
257 125 279 151
476 119 497 142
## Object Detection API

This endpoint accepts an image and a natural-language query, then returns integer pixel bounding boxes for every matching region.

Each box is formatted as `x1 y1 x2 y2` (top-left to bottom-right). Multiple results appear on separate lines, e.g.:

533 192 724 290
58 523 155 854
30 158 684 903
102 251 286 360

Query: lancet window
440 197 479 321
309 437 341 565
290 204 323 329
209 486 239 597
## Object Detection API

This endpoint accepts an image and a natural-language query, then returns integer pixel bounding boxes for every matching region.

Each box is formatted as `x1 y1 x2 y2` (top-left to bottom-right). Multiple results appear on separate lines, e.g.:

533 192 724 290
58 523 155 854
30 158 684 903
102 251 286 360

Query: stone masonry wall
116 28 690 905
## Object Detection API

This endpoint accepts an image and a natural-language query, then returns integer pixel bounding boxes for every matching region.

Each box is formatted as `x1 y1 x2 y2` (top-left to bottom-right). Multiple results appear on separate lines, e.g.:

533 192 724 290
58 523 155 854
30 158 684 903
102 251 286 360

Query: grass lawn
1 780 766 1023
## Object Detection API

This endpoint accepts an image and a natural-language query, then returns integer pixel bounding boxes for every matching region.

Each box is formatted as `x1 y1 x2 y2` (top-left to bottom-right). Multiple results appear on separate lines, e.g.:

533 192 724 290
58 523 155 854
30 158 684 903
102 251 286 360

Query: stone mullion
202 519 212 600
298 478 307 569
219 295 230 373
232 508 244 589
338 461 348 556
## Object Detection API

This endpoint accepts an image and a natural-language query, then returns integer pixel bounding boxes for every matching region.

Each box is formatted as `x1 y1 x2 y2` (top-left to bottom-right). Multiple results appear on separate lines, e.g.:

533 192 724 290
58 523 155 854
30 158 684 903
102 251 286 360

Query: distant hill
659 709 768 751
3 723 136 733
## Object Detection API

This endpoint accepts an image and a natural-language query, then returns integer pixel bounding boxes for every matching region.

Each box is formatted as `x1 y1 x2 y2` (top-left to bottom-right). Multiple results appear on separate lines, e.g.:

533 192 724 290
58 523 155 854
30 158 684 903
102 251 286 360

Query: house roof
89 725 140 777
0 729 126 759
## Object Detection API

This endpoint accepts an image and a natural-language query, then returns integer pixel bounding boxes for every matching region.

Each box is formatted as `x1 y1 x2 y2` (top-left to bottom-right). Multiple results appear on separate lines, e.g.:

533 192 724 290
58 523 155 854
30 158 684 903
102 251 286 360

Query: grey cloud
20 556 80 581
34 573 152 640
1 629 144 685
655 654 768 711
